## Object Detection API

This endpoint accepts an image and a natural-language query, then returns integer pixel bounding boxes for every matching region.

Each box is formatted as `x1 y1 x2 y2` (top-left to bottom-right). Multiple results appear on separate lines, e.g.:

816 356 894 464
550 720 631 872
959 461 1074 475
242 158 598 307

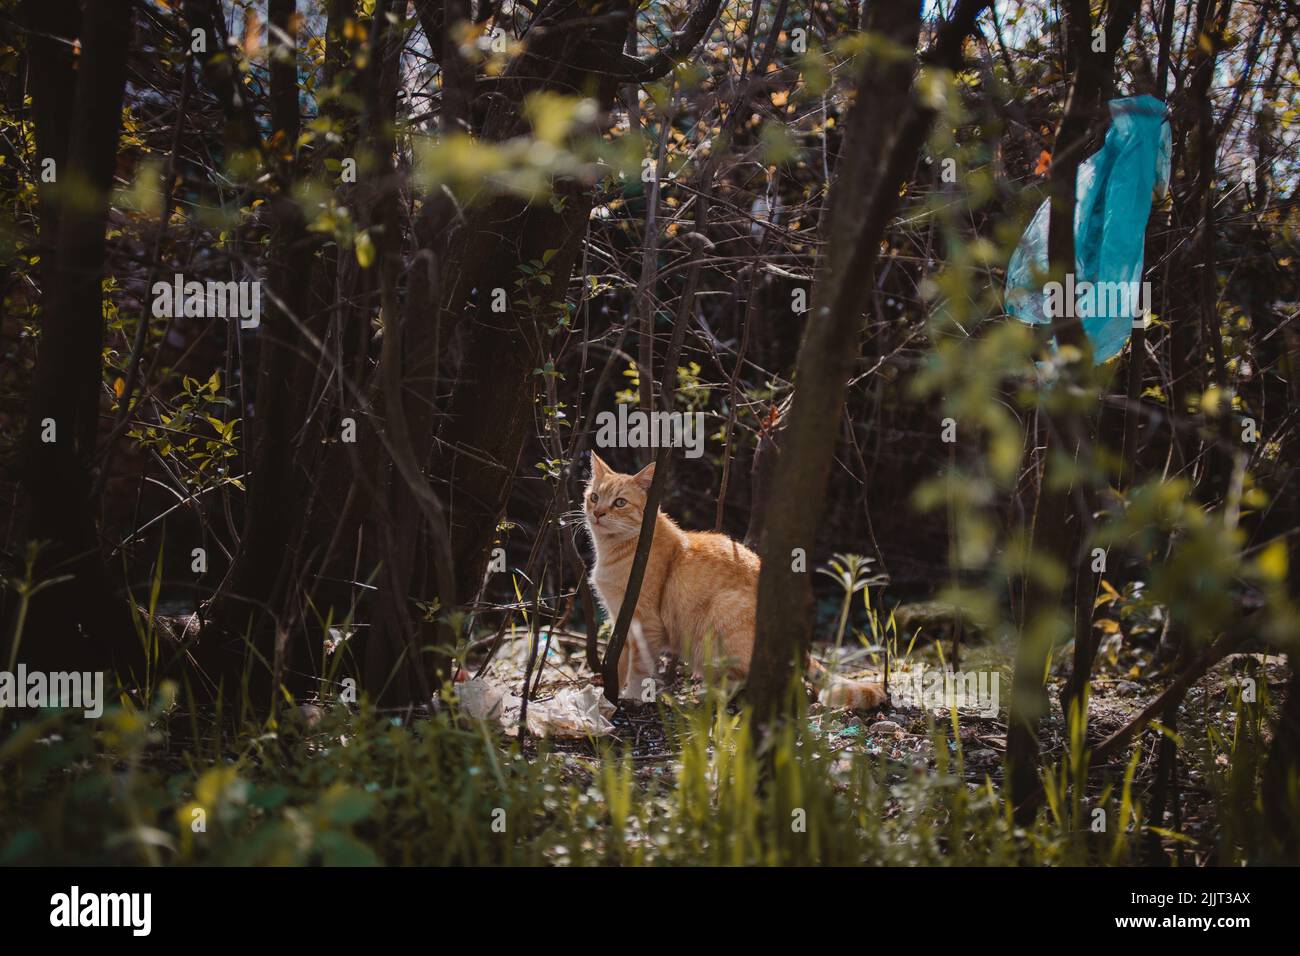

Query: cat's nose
593 510 606 519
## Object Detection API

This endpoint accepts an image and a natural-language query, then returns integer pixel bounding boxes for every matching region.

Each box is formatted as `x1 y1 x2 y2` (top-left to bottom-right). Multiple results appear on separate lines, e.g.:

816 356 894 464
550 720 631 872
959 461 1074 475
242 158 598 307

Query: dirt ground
470 618 1289 830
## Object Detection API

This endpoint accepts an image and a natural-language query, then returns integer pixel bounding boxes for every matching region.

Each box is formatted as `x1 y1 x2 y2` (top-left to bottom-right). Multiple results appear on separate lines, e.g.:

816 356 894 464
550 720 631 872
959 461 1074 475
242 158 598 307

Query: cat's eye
613 497 627 508
589 493 598 504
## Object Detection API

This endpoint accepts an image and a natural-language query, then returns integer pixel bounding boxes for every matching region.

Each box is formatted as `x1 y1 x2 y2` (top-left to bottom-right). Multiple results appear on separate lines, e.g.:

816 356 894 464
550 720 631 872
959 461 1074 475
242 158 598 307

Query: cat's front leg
617 620 662 701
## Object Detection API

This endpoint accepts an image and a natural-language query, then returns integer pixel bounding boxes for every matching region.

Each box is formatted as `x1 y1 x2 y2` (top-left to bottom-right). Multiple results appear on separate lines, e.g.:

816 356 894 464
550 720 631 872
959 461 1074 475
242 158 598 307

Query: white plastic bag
456 679 615 738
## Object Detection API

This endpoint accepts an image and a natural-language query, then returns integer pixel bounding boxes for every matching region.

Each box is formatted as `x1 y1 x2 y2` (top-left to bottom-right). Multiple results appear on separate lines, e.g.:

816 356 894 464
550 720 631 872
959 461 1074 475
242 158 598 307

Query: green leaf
318 784 374 825
315 831 380 866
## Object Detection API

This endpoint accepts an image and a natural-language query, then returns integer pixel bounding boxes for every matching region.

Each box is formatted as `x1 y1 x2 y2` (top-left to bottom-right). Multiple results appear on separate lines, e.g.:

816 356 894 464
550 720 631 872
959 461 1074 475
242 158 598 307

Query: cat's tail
805 657 888 710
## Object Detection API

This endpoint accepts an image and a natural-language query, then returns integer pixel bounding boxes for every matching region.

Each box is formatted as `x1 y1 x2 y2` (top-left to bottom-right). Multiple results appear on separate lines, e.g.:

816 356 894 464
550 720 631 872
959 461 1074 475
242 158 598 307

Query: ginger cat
584 453 886 709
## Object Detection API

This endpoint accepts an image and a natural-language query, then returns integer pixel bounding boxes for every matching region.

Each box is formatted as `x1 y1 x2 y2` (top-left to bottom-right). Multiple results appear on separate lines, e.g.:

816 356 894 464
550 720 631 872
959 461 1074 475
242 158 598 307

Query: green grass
2 668 1288 867
1 559 1293 865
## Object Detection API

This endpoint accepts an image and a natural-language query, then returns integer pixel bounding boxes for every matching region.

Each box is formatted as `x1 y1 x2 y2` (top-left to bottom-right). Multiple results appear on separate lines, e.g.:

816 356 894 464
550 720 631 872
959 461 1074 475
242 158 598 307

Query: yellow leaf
354 230 375 269
1257 539 1288 583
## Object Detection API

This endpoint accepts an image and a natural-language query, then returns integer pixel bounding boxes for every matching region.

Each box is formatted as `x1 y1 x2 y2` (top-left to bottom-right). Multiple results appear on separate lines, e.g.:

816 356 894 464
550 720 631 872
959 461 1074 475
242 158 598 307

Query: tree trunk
10 1 143 678
209 0 321 704
425 0 722 623
1056 0 1140 721
748 0 990 719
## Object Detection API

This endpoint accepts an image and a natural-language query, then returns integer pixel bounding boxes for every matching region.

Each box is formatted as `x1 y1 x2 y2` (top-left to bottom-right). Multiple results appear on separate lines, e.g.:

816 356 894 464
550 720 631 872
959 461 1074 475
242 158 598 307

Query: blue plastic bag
1005 94 1171 364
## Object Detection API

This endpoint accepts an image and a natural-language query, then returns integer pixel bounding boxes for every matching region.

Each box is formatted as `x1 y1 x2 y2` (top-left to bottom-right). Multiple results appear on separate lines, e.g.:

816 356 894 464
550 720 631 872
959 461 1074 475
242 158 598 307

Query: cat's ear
631 460 655 490
590 452 611 480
